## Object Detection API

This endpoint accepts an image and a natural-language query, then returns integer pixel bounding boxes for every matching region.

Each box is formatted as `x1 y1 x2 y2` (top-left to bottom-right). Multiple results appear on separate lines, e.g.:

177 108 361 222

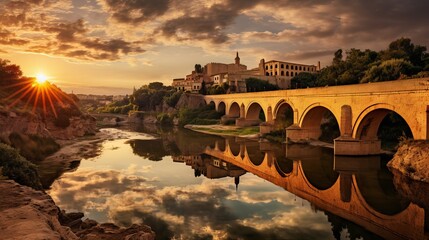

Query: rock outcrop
175 93 206 109
0 108 97 141
387 140 429 183
0 180 155 240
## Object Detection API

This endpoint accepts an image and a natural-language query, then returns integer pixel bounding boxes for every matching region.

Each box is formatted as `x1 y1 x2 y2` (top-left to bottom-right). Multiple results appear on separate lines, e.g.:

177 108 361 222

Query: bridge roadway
203 139 427 240
203 78 429 155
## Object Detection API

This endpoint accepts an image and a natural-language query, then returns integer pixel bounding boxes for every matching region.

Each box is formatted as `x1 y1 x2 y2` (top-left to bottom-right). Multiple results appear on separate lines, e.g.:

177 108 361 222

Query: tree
148 82 164 90
361 58 414 83
245 78 279 92
195 64 203 73
291 72 317 88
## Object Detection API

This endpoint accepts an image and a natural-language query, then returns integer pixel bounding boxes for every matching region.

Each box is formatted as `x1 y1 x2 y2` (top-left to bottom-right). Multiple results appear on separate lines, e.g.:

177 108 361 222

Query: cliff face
0 109 97 141
0 180 155 240
175 93 206 109
387 140 429 183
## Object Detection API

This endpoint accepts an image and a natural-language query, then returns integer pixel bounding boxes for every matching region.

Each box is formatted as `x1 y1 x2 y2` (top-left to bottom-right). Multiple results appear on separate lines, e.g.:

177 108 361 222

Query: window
275 72 277 76
299 66 302 71
281 71 284 76
265 66 268 70
286 71 289 76
295 66 298 70
275 64 278 68
266 72 269 76
270 65 273 69
286 65 289 69
281 64 284 68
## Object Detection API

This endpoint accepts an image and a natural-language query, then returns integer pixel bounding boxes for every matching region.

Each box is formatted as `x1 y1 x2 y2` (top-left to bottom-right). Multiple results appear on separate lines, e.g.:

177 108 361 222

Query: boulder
387 140 429 183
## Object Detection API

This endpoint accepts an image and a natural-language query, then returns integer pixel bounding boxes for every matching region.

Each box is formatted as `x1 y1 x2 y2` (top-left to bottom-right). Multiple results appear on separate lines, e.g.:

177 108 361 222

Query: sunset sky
1 0 428 95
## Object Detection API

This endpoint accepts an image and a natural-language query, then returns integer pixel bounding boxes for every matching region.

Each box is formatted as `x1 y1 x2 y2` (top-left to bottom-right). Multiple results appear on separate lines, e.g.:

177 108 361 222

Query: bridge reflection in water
172 137 426 240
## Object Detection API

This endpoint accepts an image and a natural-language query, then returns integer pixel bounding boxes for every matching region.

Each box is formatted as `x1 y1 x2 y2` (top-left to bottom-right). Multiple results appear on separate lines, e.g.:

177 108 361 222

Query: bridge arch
299 103 340 141
228 102 240 117
217 101 226 115
246 102 266 122
353 103 414 141
274 100 295 129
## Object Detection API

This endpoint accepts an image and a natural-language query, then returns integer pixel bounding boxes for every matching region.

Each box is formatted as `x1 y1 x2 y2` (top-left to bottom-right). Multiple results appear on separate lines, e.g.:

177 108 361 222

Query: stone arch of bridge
274 99 295 128
245 102 266 122
217 101 226 115
352 103 414 140
228 102 241 117
299 103 340 139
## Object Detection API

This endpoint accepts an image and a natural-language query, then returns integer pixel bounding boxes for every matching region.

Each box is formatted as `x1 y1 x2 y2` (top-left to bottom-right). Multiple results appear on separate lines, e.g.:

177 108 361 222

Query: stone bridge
203 138 427 240
203 78 429 155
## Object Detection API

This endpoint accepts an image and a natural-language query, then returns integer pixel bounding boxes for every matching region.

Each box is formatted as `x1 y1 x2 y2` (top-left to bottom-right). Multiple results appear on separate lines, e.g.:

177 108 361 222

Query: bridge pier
334 137 381 156
220 115 238 124
235 118 260 127
286 125 321 142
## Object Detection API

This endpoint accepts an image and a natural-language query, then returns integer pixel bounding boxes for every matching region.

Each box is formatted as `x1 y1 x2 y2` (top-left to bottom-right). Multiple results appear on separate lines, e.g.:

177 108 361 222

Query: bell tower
235 51 240 65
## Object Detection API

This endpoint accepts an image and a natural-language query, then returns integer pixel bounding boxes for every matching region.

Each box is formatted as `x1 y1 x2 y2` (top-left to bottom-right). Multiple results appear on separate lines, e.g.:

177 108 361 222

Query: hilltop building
172 52 319 93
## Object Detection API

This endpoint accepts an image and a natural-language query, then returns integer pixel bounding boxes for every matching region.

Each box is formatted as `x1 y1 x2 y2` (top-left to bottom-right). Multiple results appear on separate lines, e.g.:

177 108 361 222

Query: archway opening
246 103 266 124
218 102 226 115
275 103 294 130
301 106 340 143
356 110 413 151
208 101 215 110
229 102 240 118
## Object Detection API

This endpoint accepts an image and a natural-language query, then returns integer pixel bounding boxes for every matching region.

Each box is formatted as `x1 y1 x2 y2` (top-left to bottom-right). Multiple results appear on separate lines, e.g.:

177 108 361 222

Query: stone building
172 52 320 93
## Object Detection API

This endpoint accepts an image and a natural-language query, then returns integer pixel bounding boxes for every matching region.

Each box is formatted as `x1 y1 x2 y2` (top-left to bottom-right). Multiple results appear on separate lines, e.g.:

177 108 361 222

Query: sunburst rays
3 78 77 118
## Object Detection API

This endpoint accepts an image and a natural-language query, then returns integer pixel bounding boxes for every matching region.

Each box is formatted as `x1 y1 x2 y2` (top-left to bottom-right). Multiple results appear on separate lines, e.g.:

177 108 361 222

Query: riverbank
184 124 336 149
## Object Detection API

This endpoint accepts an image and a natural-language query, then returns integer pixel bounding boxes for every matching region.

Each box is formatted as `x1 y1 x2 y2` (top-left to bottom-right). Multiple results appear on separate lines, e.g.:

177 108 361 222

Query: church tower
235 51 240 65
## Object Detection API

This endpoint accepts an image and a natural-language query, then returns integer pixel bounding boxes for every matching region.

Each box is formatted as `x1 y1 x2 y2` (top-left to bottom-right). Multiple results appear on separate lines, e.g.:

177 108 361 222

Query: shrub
0 143 43 190
8 132 60 162
157 113 173 125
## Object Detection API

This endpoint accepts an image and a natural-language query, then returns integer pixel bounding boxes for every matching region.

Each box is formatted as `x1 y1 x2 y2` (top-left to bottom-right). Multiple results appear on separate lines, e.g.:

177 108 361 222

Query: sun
35 73 48 84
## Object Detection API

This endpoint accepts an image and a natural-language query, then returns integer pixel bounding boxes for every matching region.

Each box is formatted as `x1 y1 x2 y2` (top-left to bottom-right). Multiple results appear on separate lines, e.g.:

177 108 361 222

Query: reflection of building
173 154 246 189
172 52 320 93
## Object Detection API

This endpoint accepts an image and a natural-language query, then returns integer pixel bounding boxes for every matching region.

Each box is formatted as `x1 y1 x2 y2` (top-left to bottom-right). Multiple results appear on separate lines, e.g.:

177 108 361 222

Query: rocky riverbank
387 140 429 183
0 180 155 240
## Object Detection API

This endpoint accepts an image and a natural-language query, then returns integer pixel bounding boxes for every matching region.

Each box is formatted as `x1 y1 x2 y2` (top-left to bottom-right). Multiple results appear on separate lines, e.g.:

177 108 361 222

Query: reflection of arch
299 103 339 140
300 147 339 190
218 102 226 114
353 104 414 140
217 139 226 152
245 144 265 166
228 140 241 157
274 158 293 177
246 102 265 121
355 166 411 215
229 102 240 117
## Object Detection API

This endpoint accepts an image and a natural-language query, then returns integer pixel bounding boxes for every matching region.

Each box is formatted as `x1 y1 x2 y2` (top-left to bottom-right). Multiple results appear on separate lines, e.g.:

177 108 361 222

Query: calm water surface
46 125 425 240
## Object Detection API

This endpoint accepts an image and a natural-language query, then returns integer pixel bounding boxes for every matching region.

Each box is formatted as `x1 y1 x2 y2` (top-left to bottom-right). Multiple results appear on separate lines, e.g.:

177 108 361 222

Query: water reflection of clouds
50 166 336 240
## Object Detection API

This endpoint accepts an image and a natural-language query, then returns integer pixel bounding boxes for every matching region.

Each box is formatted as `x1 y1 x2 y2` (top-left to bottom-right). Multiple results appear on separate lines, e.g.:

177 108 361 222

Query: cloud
99 0 170 24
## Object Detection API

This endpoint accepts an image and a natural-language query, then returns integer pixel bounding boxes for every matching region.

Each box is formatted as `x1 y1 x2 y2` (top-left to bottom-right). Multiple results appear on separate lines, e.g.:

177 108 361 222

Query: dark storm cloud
158 0 267 44
100 0 170 24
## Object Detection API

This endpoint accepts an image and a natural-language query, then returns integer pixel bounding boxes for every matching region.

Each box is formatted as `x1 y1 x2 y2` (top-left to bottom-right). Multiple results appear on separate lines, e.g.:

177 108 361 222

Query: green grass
192 126 259 136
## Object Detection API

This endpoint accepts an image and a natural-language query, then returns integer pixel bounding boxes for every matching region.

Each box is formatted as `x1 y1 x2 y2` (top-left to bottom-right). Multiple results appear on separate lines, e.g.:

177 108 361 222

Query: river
43 124 426 240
